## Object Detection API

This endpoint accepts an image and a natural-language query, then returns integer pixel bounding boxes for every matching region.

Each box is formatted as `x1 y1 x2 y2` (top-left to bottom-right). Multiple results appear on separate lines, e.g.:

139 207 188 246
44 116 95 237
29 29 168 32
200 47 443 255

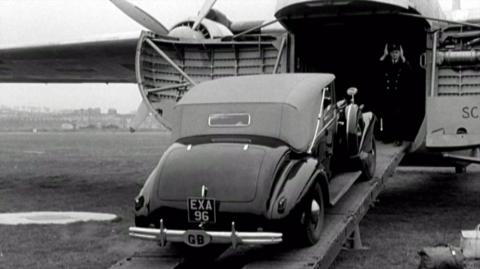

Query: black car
130 73 376 248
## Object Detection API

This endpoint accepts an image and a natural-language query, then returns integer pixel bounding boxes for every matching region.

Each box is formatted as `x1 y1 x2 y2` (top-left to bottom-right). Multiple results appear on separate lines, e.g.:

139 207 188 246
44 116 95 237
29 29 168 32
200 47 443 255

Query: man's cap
388 43 401 52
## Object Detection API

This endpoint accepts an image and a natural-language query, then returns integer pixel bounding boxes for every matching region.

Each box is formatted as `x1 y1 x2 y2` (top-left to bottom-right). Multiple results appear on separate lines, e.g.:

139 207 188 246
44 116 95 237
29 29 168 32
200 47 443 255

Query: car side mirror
346 87 358 103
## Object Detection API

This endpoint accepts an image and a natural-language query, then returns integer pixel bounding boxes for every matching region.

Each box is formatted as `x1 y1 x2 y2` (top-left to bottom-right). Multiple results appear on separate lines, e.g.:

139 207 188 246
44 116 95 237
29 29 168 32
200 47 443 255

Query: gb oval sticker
184 230 211 247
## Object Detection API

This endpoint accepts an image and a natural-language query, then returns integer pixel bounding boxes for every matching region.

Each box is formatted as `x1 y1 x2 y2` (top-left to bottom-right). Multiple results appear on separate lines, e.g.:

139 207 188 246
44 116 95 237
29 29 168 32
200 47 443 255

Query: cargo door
135 32 291 129
426 26 480 149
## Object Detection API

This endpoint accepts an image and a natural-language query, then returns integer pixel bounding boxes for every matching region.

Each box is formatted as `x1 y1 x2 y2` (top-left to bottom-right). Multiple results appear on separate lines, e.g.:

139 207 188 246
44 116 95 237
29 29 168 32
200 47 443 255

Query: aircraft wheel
289 183 325 246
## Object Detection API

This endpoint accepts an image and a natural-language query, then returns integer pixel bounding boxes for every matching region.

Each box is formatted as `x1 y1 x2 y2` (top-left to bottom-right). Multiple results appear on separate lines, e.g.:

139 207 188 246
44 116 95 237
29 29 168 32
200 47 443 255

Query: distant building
107 108 118 115
88 108 102 115
0 105 167 132
61 123 75 131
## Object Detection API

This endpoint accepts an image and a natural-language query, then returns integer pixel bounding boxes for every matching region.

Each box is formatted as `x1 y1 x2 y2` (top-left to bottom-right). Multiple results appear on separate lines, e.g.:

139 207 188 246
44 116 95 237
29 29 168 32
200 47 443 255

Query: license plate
184 230 211 247
187 197 216 224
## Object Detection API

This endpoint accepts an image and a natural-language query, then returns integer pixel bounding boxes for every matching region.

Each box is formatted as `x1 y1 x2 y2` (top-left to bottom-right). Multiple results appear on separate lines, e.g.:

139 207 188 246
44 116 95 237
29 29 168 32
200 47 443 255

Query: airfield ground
0 132 479 269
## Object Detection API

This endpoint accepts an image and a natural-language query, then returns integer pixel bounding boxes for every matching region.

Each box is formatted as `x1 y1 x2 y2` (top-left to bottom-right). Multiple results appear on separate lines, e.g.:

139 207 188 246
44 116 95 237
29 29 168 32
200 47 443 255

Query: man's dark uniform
379 53 411 142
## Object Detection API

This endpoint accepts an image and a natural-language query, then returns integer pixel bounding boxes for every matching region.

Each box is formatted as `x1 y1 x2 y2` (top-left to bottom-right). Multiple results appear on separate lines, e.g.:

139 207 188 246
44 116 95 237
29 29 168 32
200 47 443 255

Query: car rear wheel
289 183 325 246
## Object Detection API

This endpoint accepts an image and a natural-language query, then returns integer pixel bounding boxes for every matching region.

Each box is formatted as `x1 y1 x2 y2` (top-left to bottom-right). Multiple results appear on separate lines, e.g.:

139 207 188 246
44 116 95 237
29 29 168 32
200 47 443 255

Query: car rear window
208 113 251 127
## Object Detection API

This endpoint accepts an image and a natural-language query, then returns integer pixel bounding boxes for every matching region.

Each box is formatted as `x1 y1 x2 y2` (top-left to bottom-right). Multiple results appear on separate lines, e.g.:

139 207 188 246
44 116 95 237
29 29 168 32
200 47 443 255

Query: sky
439 0 480 10
1 0 480 113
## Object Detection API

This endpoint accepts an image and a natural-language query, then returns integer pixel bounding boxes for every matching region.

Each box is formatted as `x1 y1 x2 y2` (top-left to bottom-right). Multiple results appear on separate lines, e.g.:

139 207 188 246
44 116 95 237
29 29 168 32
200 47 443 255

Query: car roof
177 73 335 108
172 73 336 152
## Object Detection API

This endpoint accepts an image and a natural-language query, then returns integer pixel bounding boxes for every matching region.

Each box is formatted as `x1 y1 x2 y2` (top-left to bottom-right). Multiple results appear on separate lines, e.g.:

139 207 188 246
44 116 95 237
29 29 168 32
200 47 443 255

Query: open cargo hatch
275 0 428 142
426 26 480 149
135 32 290 129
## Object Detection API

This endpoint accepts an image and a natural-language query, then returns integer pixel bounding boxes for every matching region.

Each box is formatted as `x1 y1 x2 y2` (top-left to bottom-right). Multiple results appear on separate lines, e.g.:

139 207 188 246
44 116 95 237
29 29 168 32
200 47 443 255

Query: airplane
1 0 480 173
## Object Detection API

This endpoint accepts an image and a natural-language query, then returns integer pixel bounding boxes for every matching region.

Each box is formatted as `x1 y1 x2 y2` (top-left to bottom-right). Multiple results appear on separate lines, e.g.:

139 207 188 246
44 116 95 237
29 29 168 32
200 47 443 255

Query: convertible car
129 73 376 248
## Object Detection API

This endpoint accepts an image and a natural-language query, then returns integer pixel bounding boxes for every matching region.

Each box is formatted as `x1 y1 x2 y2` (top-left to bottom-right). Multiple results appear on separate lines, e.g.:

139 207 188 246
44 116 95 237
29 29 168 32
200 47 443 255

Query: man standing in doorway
378 43 411 146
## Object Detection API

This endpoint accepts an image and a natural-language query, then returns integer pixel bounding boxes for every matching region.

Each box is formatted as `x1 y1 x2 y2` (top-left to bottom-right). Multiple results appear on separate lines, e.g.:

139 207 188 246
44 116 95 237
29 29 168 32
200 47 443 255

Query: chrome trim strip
308 118 335 154
308 88 326 154
129 226 283 247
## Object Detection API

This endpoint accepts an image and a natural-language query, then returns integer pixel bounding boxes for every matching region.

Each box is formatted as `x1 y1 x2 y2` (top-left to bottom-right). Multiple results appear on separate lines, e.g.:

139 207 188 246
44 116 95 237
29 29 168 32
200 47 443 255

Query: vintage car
129 73 376 248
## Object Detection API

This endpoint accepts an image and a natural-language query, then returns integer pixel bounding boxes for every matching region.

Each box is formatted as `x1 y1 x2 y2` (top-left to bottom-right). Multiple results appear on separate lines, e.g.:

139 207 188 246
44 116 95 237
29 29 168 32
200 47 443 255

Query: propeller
128 101 150 132
192 0 217 30
110 0 168 35
111 0 221 131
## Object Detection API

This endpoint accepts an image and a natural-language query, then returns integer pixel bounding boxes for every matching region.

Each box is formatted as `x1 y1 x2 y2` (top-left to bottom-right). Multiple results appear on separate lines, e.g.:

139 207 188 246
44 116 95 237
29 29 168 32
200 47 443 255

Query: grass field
0 132 479 268
0 132 169 269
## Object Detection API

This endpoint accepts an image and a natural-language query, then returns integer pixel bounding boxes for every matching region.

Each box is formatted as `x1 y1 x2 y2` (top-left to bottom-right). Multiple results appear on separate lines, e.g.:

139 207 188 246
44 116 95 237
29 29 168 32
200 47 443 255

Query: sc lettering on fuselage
462 106 480 119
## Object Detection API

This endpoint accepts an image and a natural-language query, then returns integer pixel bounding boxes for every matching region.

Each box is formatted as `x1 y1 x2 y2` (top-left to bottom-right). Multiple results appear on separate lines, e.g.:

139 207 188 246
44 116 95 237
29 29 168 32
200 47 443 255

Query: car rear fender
359 112 377 154
345 104 361 154
345 104 377 157
268 158 328 219
134 143 184 216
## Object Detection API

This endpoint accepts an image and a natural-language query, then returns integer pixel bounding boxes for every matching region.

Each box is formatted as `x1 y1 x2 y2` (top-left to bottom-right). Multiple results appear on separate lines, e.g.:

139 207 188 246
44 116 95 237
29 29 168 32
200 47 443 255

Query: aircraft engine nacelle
169 18 233 40
134 30 288 130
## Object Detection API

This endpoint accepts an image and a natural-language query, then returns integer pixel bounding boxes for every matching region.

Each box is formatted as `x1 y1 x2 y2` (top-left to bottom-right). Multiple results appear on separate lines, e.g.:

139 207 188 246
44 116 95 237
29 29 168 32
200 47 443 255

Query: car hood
154 142 289 203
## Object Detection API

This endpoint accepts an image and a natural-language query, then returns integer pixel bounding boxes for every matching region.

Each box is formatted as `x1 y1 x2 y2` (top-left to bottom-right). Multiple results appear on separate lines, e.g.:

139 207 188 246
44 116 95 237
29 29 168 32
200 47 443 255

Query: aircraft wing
276 0 446 24
0 35 138 83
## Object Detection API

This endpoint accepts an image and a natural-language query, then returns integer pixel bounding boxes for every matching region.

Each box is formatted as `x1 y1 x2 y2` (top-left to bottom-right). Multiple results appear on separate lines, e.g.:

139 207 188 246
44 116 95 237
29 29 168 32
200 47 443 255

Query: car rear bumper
129 220 282 248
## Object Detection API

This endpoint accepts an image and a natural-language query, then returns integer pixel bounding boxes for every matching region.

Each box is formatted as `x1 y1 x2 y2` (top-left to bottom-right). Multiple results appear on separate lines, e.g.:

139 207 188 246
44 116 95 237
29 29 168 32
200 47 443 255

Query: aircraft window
208 113 251 127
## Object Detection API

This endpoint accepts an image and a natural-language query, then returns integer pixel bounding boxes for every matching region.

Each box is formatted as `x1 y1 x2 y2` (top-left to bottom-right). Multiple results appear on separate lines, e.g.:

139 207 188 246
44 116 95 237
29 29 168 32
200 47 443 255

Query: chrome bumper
129 220 282 248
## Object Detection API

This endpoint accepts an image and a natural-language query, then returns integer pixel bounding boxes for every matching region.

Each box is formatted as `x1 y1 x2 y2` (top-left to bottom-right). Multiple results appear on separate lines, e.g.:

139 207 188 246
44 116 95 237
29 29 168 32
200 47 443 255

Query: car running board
328 171 362 206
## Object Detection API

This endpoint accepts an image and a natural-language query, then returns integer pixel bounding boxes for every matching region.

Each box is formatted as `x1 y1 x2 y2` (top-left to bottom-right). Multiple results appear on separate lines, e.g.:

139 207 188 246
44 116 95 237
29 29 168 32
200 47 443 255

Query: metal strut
145 38 197 86
345 224 369 250
272 35 287 74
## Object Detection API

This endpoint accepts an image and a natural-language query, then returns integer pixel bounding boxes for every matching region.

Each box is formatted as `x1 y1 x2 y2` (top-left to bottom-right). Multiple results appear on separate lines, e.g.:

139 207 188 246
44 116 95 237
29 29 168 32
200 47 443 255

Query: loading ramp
111 142 408 269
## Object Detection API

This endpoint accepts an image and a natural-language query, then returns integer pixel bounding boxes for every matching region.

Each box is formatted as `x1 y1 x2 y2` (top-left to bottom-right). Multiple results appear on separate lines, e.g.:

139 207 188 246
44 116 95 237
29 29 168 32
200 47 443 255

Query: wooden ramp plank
111 256 178 269
329 171 362 205
110 249 182 269
110 142 408 269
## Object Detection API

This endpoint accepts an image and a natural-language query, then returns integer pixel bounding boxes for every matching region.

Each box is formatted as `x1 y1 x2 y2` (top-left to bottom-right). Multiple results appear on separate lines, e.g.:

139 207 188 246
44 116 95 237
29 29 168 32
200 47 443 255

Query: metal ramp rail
110 142 408 269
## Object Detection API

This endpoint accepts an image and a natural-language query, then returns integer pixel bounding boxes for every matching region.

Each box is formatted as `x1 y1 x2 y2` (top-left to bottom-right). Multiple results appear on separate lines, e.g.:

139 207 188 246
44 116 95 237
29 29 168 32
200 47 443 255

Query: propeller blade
128 101 150 133
205 8 232 29
230 20 264 34
110 0 169 35
192 0 217 30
